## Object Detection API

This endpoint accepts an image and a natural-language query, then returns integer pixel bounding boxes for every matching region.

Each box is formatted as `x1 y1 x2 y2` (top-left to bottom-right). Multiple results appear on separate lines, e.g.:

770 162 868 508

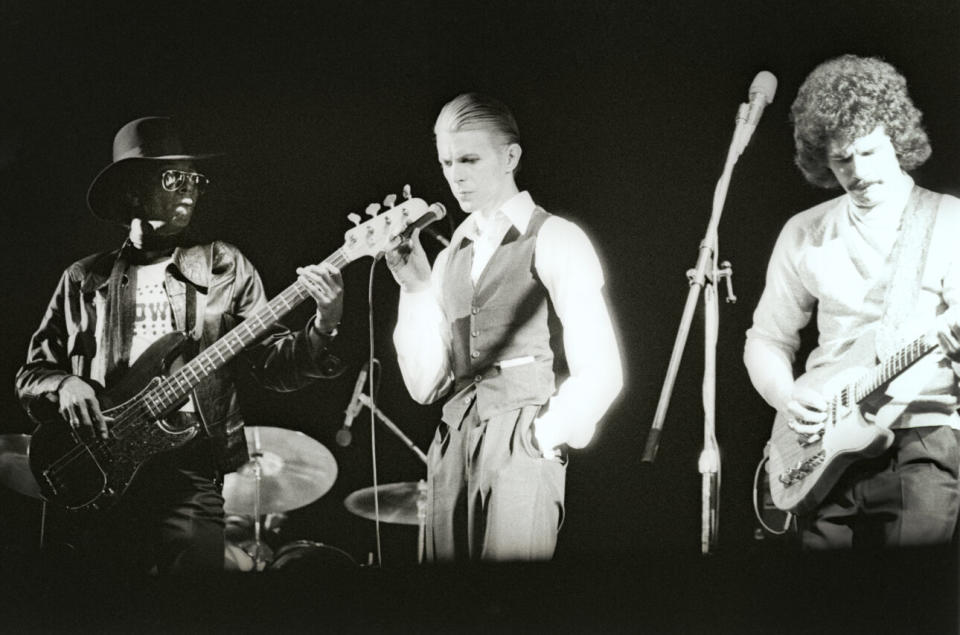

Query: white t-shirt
130 259 194 412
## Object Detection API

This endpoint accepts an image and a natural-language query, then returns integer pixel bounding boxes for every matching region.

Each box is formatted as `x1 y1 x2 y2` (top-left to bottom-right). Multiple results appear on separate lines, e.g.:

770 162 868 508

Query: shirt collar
458 190 536 243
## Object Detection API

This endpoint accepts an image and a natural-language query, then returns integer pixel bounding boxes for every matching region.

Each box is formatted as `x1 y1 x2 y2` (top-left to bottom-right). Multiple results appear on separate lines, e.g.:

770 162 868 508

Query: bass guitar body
29 332 201 511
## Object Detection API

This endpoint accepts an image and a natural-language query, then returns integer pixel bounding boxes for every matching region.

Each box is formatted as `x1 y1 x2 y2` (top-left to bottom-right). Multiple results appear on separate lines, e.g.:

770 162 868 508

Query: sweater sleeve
744 217 817 412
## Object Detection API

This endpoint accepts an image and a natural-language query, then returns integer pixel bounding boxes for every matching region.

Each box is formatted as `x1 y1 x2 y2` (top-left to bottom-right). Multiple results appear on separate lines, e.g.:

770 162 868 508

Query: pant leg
146 441 226 574
150 468 225 574
797 490 857 550
797 451 892 550
799 427 960 550
475 405 566 561
864 427 960 548
425 418 470 562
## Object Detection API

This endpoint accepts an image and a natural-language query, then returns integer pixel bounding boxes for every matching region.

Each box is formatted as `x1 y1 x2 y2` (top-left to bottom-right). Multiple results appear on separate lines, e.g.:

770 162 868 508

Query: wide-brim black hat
86 116 218 224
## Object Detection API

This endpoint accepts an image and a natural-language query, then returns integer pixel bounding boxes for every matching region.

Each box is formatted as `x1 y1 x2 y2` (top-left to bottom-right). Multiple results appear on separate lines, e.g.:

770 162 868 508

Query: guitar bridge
778 451 826 487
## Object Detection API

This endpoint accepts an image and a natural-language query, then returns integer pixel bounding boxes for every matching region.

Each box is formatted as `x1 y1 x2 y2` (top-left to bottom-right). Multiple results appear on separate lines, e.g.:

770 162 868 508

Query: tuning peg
365 203 381 217
347 213 362 226
402 184 412 200
383 193 397 208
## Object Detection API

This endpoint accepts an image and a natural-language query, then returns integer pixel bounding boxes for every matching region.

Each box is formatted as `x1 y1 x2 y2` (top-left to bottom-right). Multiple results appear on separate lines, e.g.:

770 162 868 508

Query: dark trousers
426 403 567 561
61 438 226 577
798 426 960 549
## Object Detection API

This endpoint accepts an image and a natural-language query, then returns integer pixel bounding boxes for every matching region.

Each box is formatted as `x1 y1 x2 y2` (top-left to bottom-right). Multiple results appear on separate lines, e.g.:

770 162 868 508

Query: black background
1 0 959 631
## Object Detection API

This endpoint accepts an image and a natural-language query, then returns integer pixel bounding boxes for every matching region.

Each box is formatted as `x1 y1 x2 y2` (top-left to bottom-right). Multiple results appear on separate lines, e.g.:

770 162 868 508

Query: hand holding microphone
383 203 447 293
336 361 370 447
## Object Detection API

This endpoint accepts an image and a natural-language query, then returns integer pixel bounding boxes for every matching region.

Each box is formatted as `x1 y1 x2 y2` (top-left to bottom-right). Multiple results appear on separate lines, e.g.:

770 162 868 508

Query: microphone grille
429 202 447 219
749 71 778 104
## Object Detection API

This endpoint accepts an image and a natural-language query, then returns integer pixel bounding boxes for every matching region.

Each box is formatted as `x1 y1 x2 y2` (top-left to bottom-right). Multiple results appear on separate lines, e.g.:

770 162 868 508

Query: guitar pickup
796 432 822 447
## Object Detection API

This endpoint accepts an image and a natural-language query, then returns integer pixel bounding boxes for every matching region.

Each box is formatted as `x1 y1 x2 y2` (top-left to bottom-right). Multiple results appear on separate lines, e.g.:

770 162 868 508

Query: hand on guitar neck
295 262 345 333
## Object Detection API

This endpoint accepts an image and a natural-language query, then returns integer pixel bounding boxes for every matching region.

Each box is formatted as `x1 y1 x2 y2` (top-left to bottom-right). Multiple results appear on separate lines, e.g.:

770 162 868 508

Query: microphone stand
642 103 746 554
249 425 269 571
355 392 429 563
356 393 428 465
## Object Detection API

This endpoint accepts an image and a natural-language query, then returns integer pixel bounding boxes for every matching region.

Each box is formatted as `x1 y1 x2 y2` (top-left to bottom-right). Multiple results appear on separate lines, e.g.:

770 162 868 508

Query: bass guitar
763 328 939 513
29 195 444 511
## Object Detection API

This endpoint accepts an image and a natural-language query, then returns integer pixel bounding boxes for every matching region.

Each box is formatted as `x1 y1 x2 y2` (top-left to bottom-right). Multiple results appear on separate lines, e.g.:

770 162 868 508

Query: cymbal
223 426 337 515
344 481 426 526
0 434 42 499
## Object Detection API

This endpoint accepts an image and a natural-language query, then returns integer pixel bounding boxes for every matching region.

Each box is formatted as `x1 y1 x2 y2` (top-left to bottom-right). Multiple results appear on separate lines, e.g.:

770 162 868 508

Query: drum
224 540 273 572
224 542 256 572
267 540 357 573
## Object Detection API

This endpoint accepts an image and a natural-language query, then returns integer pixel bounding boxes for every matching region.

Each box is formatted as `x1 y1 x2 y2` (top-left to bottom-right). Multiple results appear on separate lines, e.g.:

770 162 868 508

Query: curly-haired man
744 55 960 549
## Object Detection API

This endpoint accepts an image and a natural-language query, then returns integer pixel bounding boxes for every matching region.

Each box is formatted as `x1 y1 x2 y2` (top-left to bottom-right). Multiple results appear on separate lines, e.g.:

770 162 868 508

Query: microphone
422 227 450 247
422 203 450 246
737 71 778 151
402 202 449 247
336 361 369 447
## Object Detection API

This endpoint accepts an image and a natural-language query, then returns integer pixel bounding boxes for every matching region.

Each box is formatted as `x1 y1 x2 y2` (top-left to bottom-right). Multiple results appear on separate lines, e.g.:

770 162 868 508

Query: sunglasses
161 169 210 192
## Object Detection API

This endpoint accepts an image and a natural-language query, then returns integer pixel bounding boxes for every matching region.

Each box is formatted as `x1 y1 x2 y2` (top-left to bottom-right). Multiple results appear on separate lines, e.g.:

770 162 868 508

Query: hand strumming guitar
785 384 829 439
58 376 111 440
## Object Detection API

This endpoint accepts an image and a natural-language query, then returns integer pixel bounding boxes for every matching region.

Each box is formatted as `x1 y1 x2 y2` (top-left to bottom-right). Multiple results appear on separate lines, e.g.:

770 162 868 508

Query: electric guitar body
765 329 935 513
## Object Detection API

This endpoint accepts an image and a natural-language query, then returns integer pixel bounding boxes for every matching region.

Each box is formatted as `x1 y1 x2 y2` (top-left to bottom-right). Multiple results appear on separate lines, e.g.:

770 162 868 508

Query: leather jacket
15 240 344 473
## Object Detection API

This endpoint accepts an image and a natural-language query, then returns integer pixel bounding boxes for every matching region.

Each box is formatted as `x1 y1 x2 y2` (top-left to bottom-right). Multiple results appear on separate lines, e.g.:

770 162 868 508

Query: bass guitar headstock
341 185 445 263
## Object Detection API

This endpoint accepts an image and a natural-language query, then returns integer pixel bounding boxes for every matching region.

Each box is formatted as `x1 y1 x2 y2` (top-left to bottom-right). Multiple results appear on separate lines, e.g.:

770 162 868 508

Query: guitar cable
752 454 792 535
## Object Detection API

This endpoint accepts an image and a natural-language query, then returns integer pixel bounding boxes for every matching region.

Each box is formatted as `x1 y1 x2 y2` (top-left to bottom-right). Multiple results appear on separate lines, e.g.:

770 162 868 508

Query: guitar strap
102 248 138 386
876 186 941 360
181 243 212 342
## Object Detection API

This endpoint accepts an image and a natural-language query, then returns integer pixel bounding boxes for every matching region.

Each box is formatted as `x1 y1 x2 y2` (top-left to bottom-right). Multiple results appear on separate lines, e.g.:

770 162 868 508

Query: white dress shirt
394 191 622 450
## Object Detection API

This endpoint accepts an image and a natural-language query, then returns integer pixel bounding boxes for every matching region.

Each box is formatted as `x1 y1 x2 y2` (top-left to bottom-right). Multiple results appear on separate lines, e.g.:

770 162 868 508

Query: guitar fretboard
852 334 937 403
142 248 350 416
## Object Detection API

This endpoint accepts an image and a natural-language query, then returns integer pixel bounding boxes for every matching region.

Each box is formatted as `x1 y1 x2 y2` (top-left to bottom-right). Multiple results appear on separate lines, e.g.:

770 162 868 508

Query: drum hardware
345 393 429 564
0 434 43 500
0 434 48 550
222 426 338 571
344 480 429 564
268 540 357 572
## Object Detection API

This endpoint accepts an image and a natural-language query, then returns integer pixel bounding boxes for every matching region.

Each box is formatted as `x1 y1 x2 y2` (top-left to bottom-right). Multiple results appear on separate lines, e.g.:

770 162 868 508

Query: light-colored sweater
744 178 960 430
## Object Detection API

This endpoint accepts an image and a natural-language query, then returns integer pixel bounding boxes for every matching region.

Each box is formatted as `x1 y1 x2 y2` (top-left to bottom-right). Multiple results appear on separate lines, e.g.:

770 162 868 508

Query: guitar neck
852 334 937 403
145 248 350 414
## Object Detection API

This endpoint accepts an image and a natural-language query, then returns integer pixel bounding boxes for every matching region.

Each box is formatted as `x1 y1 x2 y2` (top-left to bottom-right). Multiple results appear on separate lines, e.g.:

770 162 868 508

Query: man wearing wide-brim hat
16 116 346 574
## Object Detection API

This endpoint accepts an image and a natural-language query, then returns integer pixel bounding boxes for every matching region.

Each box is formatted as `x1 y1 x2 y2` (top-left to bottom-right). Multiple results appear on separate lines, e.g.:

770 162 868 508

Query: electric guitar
763 328 940 514
29 195 445 511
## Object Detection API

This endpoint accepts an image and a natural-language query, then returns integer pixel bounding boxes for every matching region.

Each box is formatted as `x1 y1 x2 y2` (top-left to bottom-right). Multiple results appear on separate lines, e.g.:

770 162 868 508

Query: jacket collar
80 242 212 293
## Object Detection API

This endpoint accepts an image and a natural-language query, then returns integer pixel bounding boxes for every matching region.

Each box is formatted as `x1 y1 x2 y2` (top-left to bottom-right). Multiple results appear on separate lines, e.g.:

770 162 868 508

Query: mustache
849 179 879 191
